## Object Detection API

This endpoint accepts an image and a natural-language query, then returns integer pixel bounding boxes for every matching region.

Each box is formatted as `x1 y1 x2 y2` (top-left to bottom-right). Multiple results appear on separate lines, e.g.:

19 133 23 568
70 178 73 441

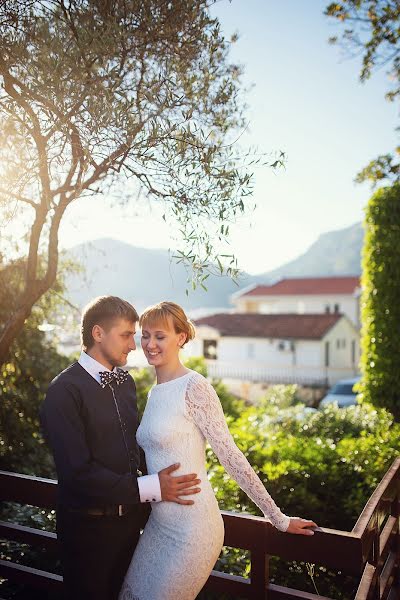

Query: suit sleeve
40 380 141 505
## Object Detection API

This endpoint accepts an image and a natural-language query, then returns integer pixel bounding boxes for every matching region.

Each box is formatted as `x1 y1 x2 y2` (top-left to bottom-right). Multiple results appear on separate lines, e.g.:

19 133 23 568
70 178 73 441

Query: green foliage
0 306 70 477
207 386 400 532
207 386 399 597
355 151 400 187
0 253 78 476
357 183 400 418
183 355 208 377
325 1 400 184
130 366 155 420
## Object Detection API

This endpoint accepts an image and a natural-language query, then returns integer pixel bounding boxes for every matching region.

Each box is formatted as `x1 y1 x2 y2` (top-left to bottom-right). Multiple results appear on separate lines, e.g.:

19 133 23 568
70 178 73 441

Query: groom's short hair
81 296 139 351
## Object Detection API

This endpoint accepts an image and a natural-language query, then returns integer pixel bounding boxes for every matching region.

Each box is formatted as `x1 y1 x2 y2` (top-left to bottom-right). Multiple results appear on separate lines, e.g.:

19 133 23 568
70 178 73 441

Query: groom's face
95 318 137 368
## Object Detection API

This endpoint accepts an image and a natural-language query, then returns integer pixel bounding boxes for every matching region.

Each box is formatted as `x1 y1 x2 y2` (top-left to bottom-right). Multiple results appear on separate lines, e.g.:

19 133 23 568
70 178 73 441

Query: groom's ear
92 324 104 344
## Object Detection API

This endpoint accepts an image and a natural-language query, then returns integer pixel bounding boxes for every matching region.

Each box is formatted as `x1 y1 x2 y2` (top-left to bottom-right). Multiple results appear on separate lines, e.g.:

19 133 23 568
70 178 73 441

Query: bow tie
99 368 129 389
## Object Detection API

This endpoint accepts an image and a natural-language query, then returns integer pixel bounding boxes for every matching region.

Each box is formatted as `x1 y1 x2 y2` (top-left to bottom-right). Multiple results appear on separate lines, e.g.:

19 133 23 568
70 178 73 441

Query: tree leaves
0 0 284 363
325 1 400 184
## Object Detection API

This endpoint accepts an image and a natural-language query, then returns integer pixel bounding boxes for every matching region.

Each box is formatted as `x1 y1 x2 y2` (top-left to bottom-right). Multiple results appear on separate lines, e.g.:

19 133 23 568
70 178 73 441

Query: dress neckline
153 370 194 388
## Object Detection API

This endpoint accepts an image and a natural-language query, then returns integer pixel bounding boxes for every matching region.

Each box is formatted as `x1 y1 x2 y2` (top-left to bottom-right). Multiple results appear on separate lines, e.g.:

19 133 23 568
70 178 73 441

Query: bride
120 301 317 600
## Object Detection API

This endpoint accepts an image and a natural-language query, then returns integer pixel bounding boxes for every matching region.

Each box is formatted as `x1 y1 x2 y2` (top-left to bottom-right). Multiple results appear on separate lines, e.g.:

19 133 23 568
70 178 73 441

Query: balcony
205 360 359 387
0 458 399 599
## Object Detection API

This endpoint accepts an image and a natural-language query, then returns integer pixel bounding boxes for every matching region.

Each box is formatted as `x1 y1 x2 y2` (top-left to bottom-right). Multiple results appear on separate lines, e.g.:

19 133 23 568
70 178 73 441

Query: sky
59 0 398 275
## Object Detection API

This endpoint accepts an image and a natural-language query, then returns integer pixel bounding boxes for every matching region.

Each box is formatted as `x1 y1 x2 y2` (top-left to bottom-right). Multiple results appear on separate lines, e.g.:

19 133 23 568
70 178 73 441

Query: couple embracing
40 295 316 600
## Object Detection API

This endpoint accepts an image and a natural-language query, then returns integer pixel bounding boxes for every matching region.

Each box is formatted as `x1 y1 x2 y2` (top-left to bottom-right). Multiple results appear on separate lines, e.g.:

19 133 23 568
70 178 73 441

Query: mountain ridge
63 222 363 312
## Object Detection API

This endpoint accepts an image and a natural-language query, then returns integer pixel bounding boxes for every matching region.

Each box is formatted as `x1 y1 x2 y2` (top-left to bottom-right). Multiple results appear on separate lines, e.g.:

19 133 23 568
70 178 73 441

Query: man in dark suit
40 296 201 600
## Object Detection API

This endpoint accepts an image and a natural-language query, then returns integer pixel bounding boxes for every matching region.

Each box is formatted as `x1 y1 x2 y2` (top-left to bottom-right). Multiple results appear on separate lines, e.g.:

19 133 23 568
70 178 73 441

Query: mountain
256 222 363 282
64 239 250 313
63 222 363 312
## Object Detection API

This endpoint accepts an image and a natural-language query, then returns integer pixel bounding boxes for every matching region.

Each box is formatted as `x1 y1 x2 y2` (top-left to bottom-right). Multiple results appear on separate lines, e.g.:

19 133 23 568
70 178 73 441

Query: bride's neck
155 360 188 384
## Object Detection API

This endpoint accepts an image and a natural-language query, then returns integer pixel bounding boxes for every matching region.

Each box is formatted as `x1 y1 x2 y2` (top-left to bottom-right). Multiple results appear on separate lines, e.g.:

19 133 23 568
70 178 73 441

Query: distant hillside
63 222 363 312
255 222 362 283
64 239 250 313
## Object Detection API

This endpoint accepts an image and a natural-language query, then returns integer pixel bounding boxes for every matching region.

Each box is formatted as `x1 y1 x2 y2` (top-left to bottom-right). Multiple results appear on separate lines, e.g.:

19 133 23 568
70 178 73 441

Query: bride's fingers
297 528 315 536
298 520 318 528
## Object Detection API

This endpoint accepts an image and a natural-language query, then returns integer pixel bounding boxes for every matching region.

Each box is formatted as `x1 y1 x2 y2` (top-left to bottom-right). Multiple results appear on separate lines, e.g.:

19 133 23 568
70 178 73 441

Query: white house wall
234 294 359 327
296 341 321 368
185 319 359 385
322 317 360 370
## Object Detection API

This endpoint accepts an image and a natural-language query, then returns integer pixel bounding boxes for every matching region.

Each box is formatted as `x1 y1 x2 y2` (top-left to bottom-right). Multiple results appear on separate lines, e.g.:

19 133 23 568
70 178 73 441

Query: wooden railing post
394 474 400 588
371 510 380 599
250 548 269 599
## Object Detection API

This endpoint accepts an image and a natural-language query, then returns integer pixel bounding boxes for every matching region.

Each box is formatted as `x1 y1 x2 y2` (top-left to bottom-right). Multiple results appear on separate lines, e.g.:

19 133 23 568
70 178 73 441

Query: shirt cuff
137 474 162 503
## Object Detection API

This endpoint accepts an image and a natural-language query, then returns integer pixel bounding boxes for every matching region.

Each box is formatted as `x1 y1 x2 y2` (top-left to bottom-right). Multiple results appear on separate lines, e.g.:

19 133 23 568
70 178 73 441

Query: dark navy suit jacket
40 362 143 508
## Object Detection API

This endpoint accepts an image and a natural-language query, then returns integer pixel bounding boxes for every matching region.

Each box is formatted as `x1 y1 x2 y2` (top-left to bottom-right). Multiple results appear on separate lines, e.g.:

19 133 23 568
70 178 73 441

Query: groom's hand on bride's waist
158 463 201 505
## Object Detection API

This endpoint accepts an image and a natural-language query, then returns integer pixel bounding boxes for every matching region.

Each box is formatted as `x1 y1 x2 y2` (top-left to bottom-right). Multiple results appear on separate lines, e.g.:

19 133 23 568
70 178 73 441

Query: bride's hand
286 517 318 535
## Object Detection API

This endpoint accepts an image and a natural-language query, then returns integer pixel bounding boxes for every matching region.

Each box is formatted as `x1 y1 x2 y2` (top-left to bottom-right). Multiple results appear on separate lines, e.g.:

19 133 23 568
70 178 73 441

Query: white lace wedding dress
119 370 290 600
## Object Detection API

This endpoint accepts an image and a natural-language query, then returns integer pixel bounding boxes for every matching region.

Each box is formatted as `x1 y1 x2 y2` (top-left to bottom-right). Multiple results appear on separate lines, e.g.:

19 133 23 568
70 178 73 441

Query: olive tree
0 0 281 366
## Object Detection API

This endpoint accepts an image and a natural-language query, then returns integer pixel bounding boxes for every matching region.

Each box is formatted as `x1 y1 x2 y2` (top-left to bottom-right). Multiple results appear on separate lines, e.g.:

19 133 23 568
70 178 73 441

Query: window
278 340 293 352
351 340 356 364
325 305 331 314
203 339 218 360
325 341 330 367
334 303 340 313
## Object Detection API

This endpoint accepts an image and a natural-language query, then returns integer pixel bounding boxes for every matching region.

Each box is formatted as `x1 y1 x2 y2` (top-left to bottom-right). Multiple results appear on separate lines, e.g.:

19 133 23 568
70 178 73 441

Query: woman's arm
185 374 316 535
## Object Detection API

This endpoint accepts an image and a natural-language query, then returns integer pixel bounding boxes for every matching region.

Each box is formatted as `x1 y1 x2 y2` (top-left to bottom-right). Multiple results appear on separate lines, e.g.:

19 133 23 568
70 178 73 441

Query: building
187 312 359 386
232 276 361 327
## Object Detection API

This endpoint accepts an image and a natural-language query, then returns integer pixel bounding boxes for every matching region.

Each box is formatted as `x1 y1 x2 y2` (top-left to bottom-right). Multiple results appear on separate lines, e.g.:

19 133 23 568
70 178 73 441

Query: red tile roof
240 276 360 297
194 313 343 340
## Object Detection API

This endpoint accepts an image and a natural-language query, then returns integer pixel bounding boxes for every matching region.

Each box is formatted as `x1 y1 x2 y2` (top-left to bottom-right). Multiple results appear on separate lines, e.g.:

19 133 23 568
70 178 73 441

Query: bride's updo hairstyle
139 301 196 347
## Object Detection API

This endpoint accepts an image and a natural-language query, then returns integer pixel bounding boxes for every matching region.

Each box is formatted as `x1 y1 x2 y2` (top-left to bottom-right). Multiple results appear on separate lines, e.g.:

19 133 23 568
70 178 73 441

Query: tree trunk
0 305 33 366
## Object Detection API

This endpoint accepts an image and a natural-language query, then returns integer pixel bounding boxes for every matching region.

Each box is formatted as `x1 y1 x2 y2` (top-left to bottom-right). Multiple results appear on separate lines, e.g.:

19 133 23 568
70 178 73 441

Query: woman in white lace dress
119 302 317 600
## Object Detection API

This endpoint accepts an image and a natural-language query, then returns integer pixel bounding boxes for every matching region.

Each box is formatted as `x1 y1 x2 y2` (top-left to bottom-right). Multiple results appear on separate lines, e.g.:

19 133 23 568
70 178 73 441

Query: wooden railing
0 458 399 599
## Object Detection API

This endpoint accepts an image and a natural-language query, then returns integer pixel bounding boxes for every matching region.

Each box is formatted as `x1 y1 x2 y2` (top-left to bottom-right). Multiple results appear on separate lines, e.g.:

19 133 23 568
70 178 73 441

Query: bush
359 183 400 418
0 316 70 477
206 385 399 598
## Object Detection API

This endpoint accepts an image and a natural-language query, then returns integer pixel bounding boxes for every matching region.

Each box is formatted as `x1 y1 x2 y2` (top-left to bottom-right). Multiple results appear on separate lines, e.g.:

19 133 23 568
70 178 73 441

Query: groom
40 296 201 600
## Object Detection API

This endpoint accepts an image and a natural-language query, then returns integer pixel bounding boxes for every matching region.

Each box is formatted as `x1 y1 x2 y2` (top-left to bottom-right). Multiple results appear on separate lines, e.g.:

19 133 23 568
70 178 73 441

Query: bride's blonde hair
139 301 196 347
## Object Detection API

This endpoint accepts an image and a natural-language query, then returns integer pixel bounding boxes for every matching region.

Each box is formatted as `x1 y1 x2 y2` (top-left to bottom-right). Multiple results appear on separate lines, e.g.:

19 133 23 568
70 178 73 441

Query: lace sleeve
185 374 290 532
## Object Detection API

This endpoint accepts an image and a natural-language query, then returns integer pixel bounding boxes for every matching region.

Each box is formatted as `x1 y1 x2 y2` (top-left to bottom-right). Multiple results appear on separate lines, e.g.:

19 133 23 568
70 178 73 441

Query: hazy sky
59 0 398 275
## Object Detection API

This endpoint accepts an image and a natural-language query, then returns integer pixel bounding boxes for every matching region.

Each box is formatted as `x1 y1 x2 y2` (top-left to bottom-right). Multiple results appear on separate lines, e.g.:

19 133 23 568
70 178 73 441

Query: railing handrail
1 458 400 599
352 456 400 537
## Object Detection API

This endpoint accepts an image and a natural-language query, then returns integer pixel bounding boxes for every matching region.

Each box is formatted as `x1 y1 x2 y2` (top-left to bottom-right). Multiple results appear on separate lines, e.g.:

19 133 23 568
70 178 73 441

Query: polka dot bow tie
99 368 129 389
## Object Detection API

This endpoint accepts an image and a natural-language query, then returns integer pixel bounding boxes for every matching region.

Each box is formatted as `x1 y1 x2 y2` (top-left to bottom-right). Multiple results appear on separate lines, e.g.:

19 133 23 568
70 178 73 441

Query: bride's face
141 316 186 368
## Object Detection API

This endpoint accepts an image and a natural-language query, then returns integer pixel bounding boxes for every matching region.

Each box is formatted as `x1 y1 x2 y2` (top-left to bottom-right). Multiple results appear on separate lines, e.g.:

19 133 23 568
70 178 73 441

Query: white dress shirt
78 351 161 503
